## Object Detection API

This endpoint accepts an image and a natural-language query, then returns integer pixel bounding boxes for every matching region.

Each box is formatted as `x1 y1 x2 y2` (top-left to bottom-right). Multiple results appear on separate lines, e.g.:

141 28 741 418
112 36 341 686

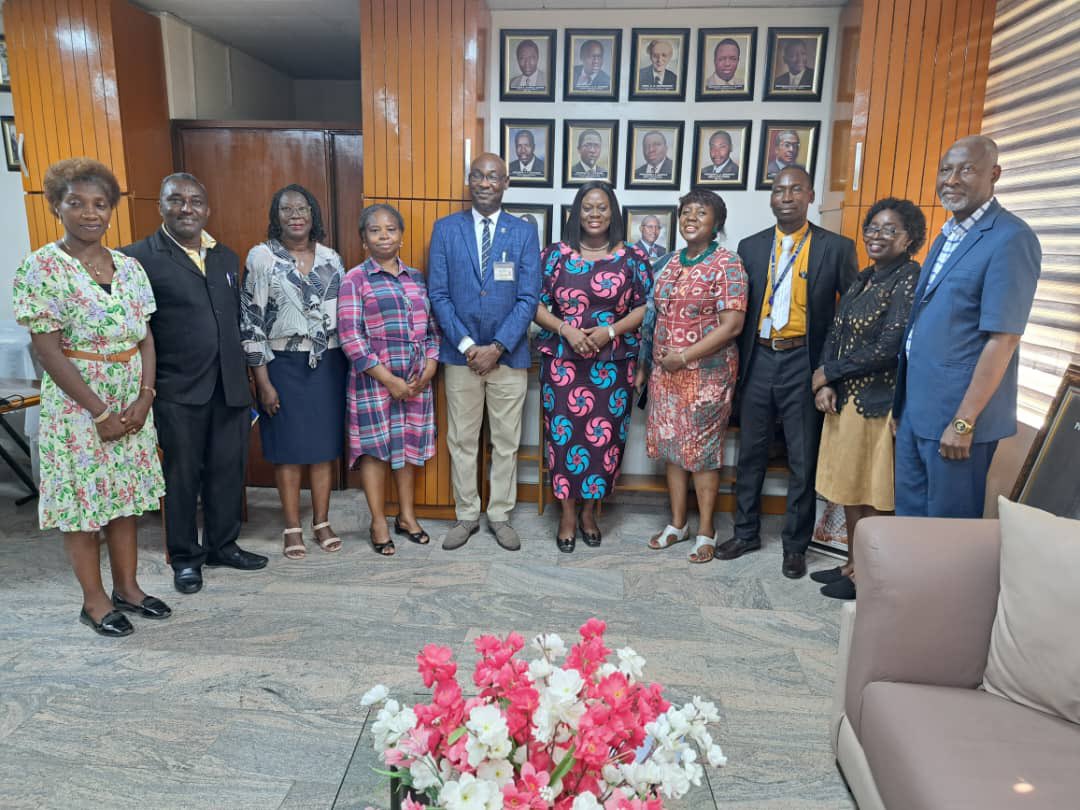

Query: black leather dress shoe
173 566 203 594
79 608 134 637
204 545 268 571
112 591 172 619
782 552 808 579
578 518 601 548
810 566 847 584
714 537 762 560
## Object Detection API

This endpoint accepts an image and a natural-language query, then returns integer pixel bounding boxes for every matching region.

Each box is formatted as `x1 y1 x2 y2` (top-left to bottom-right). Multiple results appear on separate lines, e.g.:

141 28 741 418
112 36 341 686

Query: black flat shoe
79 608 134 637
112 592 172 619
204 545 268 571
810 566 847 584
394 518 430 545
173 566 203 594
556 532 576 553
821 576 856 600
578 518 601 548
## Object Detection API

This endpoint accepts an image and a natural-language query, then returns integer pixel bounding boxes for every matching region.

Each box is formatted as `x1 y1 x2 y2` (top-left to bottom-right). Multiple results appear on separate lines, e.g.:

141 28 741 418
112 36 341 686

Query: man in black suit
774 39 814 90
122 173 267 595
637 39 678 90
634 131 674 180
508 130 545 178
716 167 857 578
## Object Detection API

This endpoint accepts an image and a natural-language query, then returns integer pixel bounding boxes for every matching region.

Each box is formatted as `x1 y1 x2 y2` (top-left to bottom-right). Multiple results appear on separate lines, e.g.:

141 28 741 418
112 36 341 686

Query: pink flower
579 617 607 640
401 798 426 810
416 644 457 687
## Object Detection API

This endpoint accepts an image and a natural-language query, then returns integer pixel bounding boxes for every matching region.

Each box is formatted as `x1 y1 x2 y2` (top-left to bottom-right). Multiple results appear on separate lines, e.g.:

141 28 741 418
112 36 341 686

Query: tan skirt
816 403 895 511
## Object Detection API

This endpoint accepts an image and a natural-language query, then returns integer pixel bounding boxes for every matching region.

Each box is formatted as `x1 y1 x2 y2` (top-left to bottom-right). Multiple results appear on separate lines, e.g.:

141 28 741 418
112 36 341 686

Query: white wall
487 6 844 483
293 80 362 123
0 12 32 322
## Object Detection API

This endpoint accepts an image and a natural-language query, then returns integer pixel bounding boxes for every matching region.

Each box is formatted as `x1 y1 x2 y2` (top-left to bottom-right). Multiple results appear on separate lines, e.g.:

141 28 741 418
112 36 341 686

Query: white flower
707 744 727 768
571 794 604 809
477 757 514 787
372 700 418 751
532 702 555 743
440 773 501 810
410 756 443 791
692 696 721 724
596 663 617 679
532 632 567 659
546 667 584 703
467 704 510 747
616 647 646 680
361 684 389 706
528 658 553 682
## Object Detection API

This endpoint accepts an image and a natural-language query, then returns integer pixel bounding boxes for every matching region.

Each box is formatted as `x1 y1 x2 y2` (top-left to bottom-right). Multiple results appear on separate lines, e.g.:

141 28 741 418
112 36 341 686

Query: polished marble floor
0 479 855 809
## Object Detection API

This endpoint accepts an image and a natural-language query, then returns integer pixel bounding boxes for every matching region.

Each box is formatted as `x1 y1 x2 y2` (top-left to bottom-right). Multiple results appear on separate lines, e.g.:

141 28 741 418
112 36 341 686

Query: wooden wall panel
331 132 367 269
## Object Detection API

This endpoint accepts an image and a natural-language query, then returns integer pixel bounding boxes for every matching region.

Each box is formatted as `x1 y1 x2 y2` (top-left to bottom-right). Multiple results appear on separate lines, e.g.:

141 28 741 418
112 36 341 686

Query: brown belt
756 335 807 351
62 346 139 363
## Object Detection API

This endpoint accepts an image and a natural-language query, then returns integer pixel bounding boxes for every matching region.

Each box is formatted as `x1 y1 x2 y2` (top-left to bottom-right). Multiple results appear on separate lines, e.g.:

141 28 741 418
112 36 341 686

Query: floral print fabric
12 244 165 532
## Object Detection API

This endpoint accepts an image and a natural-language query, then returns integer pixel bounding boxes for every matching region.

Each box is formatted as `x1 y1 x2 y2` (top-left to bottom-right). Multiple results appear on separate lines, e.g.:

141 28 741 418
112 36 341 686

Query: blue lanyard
767 229 811 306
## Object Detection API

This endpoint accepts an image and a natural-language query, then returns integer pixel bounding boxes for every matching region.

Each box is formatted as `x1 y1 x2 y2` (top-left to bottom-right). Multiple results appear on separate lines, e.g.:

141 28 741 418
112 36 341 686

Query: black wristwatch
492 340 506 355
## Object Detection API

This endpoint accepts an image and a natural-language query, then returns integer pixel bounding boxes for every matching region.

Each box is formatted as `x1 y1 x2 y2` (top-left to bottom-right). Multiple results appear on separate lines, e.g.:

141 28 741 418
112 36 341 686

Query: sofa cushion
982 497 1080 724
859 681 1080 810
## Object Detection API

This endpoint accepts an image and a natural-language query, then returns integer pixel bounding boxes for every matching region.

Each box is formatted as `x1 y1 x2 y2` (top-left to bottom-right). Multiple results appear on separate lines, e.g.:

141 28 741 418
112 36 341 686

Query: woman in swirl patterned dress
637 188 748 563
533 181 652 552
12 158 168 637
338 204 440 556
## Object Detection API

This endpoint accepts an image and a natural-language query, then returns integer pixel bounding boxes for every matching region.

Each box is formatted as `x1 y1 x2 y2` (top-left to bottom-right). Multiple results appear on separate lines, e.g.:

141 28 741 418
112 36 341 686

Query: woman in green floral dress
12 158 169 637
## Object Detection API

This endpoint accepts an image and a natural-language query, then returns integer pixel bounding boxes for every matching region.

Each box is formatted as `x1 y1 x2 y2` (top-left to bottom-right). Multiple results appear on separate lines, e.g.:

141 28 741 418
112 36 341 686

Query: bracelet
92 407 111 424
558 322 568 338
680 350 688 367
140 385 156 398
607 325 616 342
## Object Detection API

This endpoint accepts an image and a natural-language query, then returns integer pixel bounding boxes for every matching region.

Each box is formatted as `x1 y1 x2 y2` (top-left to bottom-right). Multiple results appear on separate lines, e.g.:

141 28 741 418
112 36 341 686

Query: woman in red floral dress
637 188 748 563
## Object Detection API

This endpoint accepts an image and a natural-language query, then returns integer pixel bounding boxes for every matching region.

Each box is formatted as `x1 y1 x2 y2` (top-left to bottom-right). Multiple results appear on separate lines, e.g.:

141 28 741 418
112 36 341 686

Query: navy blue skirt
259 348 346 465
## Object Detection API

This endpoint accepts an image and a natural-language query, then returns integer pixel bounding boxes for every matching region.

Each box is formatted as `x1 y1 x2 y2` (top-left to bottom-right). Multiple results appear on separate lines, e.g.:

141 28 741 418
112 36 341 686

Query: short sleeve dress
536 242 652 500
12 244 166 532
643 244 748 471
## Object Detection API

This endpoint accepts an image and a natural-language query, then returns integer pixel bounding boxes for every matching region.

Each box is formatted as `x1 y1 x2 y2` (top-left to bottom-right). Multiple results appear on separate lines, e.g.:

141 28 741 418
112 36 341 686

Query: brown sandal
283 528 306 560
312 521 343 552
369 526 395 556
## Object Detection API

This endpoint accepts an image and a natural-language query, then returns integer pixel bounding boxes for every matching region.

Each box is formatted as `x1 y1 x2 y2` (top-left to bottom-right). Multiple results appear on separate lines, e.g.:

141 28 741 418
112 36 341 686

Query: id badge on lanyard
760 230 809 338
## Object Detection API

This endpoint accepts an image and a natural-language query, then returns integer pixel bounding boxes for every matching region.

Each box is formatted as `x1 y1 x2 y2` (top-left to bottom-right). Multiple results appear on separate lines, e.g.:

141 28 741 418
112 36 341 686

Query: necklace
59 238 110 280
579 241 612 259
680 241 719 266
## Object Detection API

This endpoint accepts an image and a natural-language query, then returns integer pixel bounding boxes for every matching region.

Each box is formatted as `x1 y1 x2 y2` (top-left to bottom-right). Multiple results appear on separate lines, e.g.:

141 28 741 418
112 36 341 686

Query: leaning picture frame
503 203 553 249
624 206 677 262
2 116 19 172
500 29 556 102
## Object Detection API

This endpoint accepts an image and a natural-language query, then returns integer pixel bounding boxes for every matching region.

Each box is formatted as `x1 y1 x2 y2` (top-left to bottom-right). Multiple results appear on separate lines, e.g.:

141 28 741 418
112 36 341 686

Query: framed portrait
564 29 621 102
1011 363 1080 519
500 29 556 102
692 121 751 190
624 206 676 262
501 119 555 188
755 120 820 190
0 36 9 93
764 28 828 101
504 203 553 248
696 29 756 102
562 119 619 188
629 29 689 101
1 117 18 172
560 205 574 238
625 121 684 191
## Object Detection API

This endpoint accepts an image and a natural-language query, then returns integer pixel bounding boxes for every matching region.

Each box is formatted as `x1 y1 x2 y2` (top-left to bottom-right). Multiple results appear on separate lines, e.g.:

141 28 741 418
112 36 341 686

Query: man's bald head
936 136 1001 221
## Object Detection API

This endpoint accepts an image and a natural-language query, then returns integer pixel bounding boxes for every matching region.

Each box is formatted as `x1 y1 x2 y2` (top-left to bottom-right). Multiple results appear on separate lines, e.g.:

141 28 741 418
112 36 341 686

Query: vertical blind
982 0 1080 427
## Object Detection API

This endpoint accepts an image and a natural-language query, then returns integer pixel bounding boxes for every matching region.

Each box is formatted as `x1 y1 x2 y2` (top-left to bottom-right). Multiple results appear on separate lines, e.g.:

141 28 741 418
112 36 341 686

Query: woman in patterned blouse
638 188 748 563
811 197 925 600
241 185 347 559
338 204 440 556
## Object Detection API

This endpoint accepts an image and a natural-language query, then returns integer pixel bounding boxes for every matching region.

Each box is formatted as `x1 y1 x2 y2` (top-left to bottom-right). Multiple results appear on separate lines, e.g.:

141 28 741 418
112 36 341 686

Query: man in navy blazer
428 153 541 552
893 136 1041 518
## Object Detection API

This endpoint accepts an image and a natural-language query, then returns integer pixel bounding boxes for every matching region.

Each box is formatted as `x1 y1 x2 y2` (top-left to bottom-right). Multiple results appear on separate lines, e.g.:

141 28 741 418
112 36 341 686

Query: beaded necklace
679 240 719 266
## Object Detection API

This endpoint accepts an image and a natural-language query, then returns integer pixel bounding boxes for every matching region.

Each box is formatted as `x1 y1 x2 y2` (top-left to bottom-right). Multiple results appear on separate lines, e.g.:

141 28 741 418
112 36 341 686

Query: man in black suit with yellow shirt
714 166 857 579
122 173 267 595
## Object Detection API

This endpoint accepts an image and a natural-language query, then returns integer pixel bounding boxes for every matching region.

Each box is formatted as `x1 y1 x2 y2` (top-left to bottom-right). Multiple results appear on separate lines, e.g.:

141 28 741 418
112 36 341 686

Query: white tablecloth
0 320 41 479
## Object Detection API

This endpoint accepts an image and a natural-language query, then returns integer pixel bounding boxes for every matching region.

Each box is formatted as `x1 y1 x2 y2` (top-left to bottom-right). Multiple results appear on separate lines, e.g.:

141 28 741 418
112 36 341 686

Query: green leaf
549 745 577 786
447 726 467 745
372 768 404 779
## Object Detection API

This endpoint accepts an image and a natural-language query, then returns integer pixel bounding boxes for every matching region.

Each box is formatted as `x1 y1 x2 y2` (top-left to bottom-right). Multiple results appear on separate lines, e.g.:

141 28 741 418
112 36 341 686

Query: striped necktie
481 217 492 278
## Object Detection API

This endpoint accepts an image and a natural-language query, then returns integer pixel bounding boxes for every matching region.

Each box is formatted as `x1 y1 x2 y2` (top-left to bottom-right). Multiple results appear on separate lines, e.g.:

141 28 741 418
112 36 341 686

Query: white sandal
648 523 689 549
688 535 716 564
312 521 343 552
283 528 306 560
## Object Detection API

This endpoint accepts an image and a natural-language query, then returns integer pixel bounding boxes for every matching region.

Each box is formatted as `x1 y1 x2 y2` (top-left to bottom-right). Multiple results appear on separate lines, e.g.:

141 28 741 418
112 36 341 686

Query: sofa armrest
830 601 856 754
844 516 1001 736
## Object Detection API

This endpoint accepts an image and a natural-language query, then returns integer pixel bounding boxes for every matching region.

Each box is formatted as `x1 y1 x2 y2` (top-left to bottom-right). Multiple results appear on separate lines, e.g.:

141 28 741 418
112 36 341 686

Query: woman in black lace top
811 198 926 599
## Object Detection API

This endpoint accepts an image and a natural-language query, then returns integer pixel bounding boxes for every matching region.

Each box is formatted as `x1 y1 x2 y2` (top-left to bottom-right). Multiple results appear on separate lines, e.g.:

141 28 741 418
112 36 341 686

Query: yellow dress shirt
162 225 217 274
758 222 810 338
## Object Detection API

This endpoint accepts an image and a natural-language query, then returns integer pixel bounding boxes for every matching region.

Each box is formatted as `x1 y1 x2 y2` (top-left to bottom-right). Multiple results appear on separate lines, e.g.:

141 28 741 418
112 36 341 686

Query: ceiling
132 0 846 80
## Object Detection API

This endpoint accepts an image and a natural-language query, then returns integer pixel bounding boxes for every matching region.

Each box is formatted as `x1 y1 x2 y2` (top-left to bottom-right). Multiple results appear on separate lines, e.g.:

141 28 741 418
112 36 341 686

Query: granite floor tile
280 780 344 810
486 560 625 600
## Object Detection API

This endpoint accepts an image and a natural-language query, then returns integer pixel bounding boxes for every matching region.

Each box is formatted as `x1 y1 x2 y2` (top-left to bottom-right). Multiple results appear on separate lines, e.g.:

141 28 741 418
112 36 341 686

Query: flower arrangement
360 618 726 810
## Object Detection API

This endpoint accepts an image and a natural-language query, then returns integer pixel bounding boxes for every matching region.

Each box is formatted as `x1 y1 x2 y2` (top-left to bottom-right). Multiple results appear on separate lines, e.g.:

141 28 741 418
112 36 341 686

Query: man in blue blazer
428 153 542 551
893 136 1041 518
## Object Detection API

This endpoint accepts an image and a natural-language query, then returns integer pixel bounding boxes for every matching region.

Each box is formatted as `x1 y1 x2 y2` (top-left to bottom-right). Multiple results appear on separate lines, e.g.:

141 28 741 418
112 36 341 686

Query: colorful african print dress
537 242 652 500
641 244 748 471
12 244 165 532
338 258 440 470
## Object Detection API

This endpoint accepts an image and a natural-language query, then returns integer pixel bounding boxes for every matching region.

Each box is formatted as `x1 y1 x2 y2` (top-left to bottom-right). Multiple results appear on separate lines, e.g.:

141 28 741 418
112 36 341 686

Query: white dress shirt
458 208 503 354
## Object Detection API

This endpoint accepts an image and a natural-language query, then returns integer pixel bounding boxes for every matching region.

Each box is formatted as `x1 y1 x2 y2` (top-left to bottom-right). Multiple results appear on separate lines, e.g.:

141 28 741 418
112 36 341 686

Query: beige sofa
830 517 1080 809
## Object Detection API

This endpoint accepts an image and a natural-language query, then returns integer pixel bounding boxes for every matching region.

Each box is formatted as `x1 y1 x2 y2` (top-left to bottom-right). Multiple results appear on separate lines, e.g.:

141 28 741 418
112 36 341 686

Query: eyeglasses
863 224 905 238
468 171 506 184
279 205 311 217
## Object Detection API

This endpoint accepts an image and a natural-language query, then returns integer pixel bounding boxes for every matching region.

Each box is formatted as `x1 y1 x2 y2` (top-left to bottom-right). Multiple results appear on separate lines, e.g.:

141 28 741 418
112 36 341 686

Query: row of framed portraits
504 204 681 261
502 118 820 192
501 27 827 103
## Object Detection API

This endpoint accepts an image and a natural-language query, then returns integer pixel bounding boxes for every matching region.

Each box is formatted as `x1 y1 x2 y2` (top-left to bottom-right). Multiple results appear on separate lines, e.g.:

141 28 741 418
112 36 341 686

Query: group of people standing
14 132 1040 636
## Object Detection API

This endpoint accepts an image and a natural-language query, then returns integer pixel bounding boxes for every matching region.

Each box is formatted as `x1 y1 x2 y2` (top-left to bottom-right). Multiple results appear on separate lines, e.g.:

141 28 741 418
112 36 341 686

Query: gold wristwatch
952 418 975 435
